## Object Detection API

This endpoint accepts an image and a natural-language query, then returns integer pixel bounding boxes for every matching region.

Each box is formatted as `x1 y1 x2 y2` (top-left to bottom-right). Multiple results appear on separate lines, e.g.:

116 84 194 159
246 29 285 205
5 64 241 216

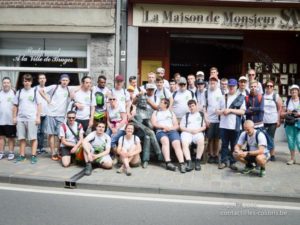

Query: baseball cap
60 74 70 81
115 74 124 82
179 77 187 84
239 76 248 81
146 83 156 89
228 79 238 86
127 85 135 92
196 71 204 77
290 84 300 91
197 79 205 85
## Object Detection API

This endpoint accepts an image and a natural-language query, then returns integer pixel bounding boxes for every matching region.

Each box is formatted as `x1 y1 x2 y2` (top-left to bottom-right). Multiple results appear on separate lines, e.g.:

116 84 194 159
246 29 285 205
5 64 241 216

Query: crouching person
59 111 84 167
116 123 141 176
233 120 270 177
82 122 113 176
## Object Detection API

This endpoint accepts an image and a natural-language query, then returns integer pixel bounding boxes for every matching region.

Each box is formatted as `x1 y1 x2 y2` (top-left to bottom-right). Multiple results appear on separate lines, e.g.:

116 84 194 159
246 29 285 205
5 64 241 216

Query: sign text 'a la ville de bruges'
135 5 300 30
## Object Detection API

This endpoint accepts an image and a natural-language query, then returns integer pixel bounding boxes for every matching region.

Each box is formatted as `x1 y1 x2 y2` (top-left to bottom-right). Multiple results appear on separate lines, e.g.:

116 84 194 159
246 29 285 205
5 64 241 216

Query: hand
88 153 93 162
88 120 93 128
92 154 99 161
223 109 231 115
276 120 281 128
75 102 84 110
70 146 77 154
119 150 128 158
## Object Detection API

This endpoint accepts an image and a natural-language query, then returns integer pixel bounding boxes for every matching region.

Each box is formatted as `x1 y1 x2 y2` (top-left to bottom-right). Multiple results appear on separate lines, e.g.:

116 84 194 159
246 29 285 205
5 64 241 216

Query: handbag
285 114 296 126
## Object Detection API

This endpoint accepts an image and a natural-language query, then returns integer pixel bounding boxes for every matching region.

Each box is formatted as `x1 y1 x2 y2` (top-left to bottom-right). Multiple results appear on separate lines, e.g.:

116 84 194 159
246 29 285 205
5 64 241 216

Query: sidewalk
0 142 299 202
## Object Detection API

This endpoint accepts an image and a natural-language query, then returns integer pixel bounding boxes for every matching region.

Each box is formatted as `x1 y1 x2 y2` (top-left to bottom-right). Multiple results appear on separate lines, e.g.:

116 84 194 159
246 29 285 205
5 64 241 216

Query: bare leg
8 138 15 152
19 139 26 156
160 137 170 162
31 139 37 156
196 136 205 159
172 140 184 163
0 136 5 152
62 156 71 167
182 141 191 161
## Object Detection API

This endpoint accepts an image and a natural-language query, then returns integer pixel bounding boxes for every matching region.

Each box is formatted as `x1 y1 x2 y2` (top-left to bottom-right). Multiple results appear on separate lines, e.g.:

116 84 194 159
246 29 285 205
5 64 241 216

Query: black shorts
0 125 17 138
206 123 220 139
245 154 257 164
60 146 73 157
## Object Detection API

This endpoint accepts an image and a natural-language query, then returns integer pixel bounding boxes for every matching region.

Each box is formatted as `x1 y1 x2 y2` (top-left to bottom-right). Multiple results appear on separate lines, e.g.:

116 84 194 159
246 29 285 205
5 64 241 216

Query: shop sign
133 4 300 31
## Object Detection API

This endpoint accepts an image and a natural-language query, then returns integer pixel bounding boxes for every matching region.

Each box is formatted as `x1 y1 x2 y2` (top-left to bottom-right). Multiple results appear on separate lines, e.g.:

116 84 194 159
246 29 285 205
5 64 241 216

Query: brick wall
0 0 116 9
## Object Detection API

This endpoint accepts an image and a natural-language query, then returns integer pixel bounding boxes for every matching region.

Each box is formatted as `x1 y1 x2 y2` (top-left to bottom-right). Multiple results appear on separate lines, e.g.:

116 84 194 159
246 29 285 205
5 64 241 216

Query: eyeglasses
179 83 186 86
67 117 75 120
109 98 116 101
266 85 273 88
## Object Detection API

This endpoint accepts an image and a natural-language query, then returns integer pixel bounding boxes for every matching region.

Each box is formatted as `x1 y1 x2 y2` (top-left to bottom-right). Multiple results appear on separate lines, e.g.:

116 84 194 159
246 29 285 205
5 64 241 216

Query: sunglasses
68 117 75 119
109 98 116 101
248 74 255 76
179 83 186 86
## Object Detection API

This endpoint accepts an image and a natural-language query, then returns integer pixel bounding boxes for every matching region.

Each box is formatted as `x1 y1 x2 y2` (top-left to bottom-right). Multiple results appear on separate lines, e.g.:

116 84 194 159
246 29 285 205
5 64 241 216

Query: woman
263 80 282 161
116 123 141 176
282 84 300 165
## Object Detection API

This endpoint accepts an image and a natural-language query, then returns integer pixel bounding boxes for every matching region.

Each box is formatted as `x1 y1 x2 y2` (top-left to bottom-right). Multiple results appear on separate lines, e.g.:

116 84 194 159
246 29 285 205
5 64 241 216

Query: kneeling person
59 111 84 167
233 120 270 177
82 122 113 176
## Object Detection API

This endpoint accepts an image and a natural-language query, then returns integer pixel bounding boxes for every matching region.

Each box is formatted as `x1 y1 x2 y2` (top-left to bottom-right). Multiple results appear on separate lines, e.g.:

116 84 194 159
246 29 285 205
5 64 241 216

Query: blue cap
228 79 238 86
60 74 70 81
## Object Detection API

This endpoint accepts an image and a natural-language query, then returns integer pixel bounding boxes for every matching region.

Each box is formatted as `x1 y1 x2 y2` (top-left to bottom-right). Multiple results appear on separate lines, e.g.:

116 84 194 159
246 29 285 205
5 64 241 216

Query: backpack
185 111 204 128
16 87 37 106
244 129 274 152
95 91 105 108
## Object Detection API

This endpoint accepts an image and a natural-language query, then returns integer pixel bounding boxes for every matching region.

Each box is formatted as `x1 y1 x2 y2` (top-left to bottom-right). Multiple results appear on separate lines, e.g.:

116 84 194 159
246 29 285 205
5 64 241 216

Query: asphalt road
0 184 299 225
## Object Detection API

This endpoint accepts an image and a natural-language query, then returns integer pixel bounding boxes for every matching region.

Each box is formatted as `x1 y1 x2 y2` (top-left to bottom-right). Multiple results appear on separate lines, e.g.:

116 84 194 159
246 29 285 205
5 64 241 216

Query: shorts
46 116 65 136
17 121 37 140
94 154 112 164
0 125 17 138
156 130 180 143
60 146 73 157
206 123 220 139
76 119 89 132
245 152 270 164
264 123 277 139
181 132 204 144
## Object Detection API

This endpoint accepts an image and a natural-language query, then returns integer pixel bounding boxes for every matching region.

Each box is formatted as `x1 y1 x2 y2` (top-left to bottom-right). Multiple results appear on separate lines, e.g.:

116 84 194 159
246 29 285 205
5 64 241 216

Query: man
73 76 96 132
13 74 41 164
220 78 228 95
234 120 270 177
144 83 159 113
36 73 48 154
196 71 205 80
205 74 223 164
0 77 16 160
156 67 170 89
173 72 181 84
59 111 84 167
128 76 140 96
180 100 206 171
111 74 131 117
216 79 246 170
237 76 249 96
195 79 207 112
139 72 156 93
40 73 73 161
245 80 264 128
154 77 173 108
247 69 263 94
82 121 113 176
151 98 186 173
169 79 177 94
209 67 221 88
172 77 195 121
93 75 111 124
187 74 197 94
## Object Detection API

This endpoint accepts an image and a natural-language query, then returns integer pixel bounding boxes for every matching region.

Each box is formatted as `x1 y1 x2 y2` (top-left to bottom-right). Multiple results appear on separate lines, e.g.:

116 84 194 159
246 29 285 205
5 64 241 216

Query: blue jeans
106 128 125 148
220 128 240 164
37 116 47 150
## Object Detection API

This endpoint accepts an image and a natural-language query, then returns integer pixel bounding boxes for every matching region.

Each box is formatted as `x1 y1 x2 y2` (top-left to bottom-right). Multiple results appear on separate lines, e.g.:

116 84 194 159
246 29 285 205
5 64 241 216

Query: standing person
138 72 156 93
156 67 170 89
0 77 16 160
169 79 177 94
180 100 206 171
220 78 229 95
263 80 282 161
195 79 207 112
209 67 221 88
82 121 113 176
13 74 41 164
73 76 96 132
39 74 72 161
247 69 263 95
93 75 111 124
116 123 142 176
237 76 249 96
36 73 48 154
59 111 84 168
196 71 205 81
128 76 140 96
151 98 186 173
154 77 173 108
173 72 181 84
245 80 264 129
187 74 197 94
205 75 223 164
216 79 246 170
282 85 300 165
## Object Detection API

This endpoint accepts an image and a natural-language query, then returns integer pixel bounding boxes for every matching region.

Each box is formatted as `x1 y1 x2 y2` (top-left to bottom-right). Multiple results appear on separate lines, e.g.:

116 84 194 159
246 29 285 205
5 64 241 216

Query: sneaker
179 163 186 173
287 159 296 165
259 168 266 177
142 161 149 169
241 166 255 174
270 155 276 162
207 156 214 164
185 160 193 172
218 163 227 169
15 155 26 163
166 162 176 171
195 159 201 171
214 156 219 164
7 153 15 161
84 163 92 176
31 155 37 164
229 163 238 171
0 152 4 160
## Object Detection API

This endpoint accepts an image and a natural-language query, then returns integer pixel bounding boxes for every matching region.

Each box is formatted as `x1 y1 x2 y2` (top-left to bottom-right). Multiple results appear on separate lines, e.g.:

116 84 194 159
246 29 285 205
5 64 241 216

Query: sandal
51 154 59 161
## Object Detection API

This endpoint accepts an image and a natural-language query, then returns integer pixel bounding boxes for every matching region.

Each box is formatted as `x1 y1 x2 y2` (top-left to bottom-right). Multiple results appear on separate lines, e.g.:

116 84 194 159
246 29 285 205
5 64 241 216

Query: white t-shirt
287 98 300 112
46 85 73 117
145 94 157 112
74 89 96 120
154 110 174 127
13 88 41 122
195 90 206 111
59 122 84 147
219 93 246 130
263 93 279 124
154 88 172 105
118 135 140 152
111 88 130 112
93 86 111 113
237 130 268 153
206 88 223 123
0 89 15 125
163 79 170 90
107 105 126 130
172 90 195 119
85 131 111 154
180 112 204 129
35 86 48 117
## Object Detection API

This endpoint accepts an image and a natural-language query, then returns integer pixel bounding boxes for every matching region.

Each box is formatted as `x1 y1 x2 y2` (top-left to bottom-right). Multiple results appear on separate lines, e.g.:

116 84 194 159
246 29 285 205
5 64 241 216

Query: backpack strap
188 90 194 99
50 85 59 100
185 112 189 128
66 122 80 141
16 89 22 106
205 90 208 108
172 91 177 99
199 111 204 127
62 123 67 137
225 93 228 108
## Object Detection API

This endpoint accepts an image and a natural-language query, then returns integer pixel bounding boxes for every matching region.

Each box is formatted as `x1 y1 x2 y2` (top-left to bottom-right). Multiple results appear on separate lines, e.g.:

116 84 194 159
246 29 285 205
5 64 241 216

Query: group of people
0 66 299 177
